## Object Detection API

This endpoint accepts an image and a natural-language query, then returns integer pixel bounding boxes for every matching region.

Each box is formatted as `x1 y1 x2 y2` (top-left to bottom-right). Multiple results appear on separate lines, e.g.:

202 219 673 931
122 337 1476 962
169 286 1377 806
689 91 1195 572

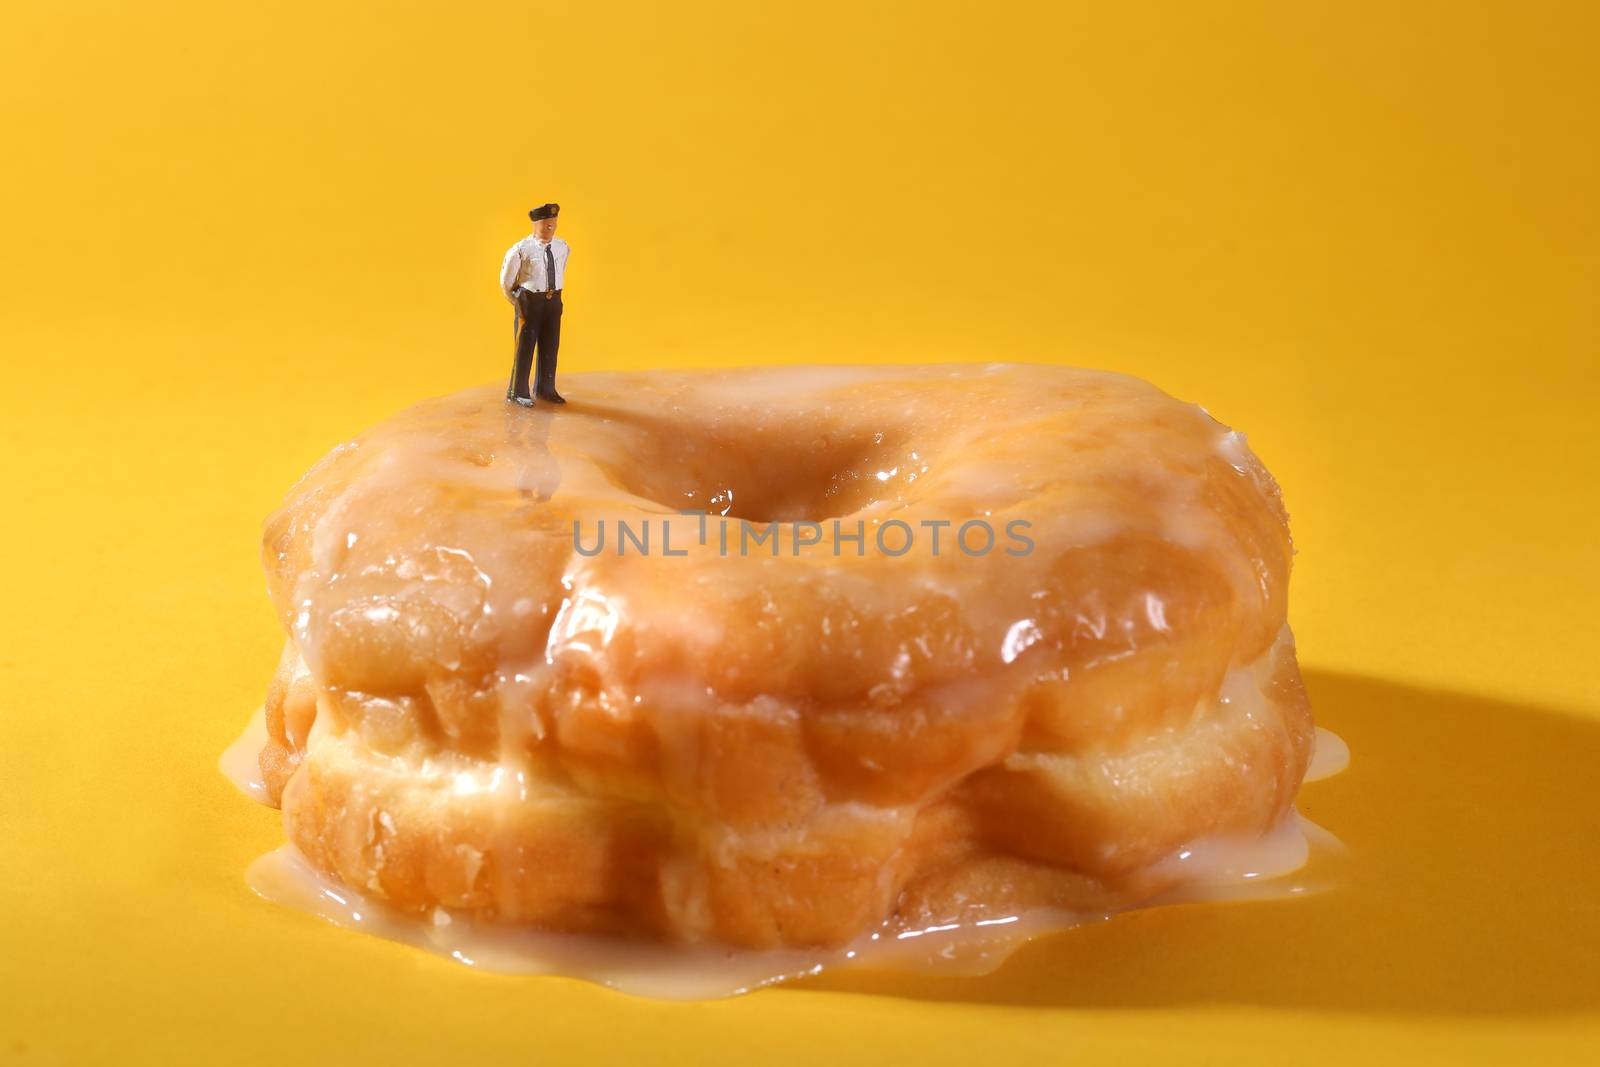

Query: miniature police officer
500 203 569 405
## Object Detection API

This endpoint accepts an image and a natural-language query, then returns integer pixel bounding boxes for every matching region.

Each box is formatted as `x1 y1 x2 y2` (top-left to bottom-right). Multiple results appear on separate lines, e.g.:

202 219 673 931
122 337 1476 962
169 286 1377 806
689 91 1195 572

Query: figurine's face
532 217 558 241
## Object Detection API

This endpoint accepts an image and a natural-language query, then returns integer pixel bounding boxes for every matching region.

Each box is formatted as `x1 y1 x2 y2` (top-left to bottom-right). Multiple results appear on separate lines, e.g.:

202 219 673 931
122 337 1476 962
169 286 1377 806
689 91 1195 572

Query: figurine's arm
499 245 522 302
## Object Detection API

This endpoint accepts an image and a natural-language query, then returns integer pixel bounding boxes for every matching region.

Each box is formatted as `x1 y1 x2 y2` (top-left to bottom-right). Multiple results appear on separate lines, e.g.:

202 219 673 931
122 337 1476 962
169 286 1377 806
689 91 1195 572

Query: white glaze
1305 726 1351 783
236 365 1322 975
218 707 269 804
242 808 1342 999
221 704 1347 998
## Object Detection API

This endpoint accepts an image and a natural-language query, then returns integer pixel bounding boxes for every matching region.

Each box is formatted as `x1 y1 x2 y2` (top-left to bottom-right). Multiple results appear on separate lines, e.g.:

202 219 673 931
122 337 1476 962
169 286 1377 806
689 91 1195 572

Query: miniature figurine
501 203 570 406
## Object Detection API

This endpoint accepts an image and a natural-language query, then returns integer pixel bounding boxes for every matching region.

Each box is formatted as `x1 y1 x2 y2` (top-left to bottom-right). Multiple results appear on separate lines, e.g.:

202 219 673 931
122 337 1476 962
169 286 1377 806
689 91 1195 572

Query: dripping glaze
222 708 1346 999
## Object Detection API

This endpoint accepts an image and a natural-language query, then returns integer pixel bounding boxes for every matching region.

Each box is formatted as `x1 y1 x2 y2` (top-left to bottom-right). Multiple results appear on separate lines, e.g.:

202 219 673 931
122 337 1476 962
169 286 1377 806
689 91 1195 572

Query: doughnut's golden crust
255 364 1313 948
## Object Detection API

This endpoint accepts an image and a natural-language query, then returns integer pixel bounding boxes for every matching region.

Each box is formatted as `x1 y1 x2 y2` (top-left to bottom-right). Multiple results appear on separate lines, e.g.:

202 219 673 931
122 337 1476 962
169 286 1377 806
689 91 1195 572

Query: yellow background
3 0 1598 1062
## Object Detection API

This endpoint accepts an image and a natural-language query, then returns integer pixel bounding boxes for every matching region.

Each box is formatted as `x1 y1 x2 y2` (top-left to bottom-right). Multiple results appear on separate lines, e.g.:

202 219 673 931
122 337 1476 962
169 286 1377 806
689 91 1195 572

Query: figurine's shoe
508 395 536 408
536 389 566 404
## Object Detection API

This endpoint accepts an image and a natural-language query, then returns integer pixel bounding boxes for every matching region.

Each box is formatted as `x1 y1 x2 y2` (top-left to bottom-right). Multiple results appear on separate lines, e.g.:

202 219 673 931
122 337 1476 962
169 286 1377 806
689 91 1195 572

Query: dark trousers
508 288 563 400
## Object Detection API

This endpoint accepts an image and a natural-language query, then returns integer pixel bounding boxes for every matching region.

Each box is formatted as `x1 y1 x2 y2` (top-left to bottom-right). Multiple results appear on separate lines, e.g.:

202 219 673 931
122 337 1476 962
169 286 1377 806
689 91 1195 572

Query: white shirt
500 235 570 300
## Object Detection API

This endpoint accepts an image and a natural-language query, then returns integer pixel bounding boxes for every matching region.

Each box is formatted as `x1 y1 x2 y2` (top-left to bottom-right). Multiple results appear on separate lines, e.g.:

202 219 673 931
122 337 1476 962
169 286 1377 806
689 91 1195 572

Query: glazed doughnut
254 363 1313 949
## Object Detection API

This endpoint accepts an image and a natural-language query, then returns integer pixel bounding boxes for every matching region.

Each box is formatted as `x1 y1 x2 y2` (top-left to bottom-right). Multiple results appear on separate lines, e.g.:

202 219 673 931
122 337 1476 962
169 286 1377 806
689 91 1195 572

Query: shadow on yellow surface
796 670 1600 1014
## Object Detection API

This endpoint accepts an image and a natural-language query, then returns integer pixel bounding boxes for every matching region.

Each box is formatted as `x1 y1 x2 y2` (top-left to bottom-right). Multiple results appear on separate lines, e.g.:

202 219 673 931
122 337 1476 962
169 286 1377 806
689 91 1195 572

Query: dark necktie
544 245 556 292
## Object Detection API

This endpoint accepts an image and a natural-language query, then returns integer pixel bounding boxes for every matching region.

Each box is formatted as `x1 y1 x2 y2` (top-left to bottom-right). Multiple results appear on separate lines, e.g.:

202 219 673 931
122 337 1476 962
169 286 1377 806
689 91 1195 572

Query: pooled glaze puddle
222 712 1347 999
218 706 271 804
1303 726 1350 782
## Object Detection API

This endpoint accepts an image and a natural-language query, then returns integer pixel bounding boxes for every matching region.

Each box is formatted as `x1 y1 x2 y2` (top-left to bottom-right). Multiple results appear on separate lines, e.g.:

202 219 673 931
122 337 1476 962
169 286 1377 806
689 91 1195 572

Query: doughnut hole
591 410 928 522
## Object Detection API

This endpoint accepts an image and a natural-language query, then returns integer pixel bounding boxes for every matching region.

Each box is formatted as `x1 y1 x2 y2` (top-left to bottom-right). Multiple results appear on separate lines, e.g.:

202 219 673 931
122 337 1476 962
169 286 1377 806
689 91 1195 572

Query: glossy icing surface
242 364 1317 951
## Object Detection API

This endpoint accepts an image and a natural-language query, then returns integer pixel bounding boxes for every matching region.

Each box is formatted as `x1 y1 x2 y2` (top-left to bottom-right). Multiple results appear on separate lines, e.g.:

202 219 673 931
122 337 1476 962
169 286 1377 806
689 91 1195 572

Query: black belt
512 288 561 341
